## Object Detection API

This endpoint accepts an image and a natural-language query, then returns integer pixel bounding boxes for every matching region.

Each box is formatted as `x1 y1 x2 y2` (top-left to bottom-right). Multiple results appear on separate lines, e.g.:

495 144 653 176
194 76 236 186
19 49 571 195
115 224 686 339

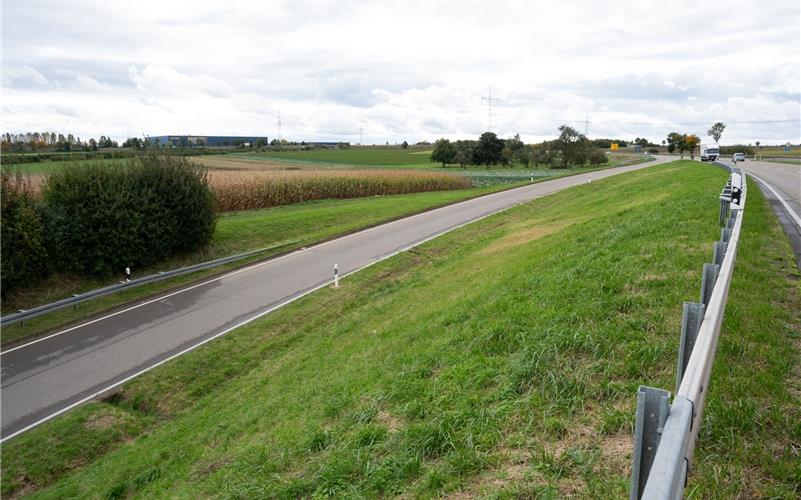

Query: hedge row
0 148 239 165
1 156 217 296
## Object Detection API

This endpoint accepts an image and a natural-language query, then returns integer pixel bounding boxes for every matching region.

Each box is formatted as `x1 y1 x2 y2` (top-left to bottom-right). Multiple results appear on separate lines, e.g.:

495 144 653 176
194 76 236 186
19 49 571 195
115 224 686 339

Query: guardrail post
721 227 731 243
631 386 671 500
718 197 730 226
700 263 719 306
725 215 736 230
712 241 728 267
676 302 705 394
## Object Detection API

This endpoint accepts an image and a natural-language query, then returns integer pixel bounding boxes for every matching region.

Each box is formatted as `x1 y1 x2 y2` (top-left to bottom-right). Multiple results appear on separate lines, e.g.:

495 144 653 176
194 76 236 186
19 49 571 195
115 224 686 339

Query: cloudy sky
3 0 800 145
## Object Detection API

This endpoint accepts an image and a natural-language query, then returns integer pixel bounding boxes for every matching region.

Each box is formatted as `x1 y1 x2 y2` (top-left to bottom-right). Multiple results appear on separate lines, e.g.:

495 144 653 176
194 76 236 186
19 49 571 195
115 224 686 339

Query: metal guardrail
0 240 299 327
630 162 746 499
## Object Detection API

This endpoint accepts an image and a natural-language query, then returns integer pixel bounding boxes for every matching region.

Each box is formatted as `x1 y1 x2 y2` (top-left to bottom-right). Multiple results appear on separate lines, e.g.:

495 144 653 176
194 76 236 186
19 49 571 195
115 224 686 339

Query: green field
234 146 435 166
4 161 798 498
753 145 801 158
5 157 131 175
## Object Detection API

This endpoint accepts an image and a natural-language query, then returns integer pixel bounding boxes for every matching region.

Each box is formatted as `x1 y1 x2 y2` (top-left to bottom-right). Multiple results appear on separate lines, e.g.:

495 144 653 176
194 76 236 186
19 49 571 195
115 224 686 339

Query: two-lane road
723 158 801 267
1 157 675 440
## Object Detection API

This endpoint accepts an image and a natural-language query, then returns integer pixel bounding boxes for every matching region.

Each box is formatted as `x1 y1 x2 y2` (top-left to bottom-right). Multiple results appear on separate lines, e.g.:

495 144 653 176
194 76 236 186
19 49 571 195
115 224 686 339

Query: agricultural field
3 157 130 175
233 146 435 166
752 145 800 158
210 169 470 211
4 161 798 498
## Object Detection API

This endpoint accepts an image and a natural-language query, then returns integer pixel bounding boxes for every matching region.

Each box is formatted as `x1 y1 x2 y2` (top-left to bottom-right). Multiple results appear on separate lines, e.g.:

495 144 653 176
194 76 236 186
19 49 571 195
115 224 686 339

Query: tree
401 140 409 149
453 140 475 168
755 141 761 148
554 125 585 168
473 132 505 167
666 132 683 154
685 134 700 159
707 122 726 143
431 138 457 167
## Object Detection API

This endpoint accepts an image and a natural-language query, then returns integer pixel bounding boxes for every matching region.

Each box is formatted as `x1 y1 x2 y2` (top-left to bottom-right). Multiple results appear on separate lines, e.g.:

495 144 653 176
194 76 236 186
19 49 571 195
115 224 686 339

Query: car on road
732 153 746 163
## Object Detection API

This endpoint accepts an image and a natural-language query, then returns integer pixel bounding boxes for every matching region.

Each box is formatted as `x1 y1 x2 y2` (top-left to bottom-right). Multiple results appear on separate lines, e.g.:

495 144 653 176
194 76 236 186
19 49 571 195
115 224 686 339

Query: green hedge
1 171 49 295
0 156 217 295
1 149 240 166
719 145 755 156
43 156 217 277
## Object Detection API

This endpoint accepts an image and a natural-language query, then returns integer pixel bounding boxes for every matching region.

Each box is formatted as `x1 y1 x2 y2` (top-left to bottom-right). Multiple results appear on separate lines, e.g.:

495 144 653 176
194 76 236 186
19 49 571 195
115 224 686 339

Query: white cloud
2 0 799 144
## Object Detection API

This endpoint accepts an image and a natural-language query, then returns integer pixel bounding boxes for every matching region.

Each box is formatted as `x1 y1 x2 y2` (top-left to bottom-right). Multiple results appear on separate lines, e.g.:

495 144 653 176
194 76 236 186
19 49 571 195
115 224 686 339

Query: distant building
146 135 270 148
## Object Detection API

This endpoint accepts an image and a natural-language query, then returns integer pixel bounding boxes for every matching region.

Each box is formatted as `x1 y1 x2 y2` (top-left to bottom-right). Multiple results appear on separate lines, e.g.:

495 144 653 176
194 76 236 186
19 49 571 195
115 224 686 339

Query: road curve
1 157 674 440
725 158 801 268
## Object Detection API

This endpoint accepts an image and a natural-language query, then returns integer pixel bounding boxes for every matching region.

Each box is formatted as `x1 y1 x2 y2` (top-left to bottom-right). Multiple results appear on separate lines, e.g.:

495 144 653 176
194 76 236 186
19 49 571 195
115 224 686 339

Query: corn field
209 169 470 212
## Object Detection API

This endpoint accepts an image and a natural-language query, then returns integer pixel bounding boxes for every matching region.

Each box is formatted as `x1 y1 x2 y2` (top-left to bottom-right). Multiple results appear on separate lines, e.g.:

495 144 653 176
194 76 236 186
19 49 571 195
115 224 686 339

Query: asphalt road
1 157 674 440
726 158 801 268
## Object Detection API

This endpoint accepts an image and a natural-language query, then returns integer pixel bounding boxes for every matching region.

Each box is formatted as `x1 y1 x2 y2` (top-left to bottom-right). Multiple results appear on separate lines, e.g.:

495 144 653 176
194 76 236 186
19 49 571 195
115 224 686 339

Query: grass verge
4 162 796 498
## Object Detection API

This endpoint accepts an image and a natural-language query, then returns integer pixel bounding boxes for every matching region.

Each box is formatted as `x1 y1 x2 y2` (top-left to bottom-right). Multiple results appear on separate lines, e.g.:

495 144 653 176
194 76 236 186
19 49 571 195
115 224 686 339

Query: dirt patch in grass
376 411 402 434
478 222 569 255
83 414 120 431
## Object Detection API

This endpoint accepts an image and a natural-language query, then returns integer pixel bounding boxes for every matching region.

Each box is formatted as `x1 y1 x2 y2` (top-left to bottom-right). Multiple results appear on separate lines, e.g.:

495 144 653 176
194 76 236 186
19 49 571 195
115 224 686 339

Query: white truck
700 142 720 162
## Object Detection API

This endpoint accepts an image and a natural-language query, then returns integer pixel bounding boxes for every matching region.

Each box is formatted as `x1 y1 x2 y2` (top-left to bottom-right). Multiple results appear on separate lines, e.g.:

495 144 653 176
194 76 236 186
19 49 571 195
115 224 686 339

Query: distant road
1 157 674 440
736 159 801 216
725 158 801 268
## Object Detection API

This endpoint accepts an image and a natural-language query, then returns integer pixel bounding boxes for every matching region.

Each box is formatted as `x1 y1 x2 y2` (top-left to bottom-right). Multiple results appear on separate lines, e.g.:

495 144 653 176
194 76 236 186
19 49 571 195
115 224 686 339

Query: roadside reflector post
125 267 131 283
676 302 705 393
630 385 671 500
333 264 339 288
700 263 719 306
588 173 592 184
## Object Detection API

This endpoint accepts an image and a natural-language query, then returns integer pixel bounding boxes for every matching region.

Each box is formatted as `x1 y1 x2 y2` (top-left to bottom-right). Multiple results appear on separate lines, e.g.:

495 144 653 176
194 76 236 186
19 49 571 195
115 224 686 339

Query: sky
3 0 800 145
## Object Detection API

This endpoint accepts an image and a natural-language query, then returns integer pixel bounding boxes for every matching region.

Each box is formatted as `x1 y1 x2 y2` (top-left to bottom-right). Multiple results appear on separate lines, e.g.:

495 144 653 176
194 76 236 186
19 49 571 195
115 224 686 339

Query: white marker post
588 173 592 184
125 267 131 282
333 264 339 288
530 173 534 182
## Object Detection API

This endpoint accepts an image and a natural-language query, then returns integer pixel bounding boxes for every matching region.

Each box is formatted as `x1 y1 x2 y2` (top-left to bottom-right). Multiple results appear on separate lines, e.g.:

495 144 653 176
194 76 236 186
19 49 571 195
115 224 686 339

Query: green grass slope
3 161 798 498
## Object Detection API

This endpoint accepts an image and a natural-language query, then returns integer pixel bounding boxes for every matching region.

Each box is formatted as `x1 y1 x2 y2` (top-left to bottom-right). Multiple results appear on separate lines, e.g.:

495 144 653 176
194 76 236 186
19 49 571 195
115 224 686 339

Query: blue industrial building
146 135 270 148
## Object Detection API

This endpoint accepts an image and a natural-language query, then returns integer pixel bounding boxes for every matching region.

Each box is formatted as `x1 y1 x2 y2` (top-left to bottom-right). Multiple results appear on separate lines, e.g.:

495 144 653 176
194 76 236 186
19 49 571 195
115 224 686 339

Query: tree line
2 132 118 152
430 126 609 168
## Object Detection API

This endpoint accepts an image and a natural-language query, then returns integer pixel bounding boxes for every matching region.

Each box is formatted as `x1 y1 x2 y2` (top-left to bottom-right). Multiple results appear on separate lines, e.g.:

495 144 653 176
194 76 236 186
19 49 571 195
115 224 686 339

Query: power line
583 110 591 136
481 86 501 132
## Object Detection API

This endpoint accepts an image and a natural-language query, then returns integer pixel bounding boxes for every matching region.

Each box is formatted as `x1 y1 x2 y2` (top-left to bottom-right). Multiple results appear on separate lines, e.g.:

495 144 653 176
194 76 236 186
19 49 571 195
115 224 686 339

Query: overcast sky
3 0 800 145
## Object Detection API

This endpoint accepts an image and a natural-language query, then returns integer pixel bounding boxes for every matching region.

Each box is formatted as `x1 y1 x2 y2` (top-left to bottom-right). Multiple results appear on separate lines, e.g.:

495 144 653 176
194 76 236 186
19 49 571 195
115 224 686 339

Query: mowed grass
0 184 517 344
3 162 798 498
235 146 435 166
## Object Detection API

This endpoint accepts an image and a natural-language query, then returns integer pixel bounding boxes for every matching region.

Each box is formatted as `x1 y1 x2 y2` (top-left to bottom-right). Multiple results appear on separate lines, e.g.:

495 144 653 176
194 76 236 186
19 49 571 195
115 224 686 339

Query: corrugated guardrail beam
0 240 299 327
631 162 746 499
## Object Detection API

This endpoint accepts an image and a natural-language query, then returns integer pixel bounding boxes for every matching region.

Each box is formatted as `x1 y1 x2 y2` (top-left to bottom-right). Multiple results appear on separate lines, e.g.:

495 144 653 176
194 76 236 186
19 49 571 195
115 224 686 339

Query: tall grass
210 170 470 211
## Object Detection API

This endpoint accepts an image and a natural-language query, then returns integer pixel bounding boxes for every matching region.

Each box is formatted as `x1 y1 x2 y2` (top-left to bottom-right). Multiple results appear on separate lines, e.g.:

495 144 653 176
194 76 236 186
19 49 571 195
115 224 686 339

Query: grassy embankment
0 184 517 346
4 161 798 497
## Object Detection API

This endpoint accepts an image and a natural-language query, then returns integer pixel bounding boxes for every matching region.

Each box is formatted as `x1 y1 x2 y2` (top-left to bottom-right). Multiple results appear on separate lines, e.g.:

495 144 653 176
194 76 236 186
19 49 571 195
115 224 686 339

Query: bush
1 170 49 296
43 155 217 277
